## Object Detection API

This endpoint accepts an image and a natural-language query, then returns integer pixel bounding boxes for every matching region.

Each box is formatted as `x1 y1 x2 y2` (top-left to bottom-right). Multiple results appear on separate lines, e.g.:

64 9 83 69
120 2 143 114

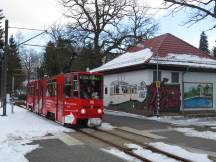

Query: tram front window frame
80 74 102 99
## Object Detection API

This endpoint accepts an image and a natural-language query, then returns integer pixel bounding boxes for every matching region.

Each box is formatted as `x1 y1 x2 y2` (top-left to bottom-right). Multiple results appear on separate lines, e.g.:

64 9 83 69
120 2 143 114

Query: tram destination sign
80 75 102 80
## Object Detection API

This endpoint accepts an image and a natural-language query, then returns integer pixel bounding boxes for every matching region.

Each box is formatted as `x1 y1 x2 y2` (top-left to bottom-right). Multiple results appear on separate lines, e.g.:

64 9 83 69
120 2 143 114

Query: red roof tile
128 33 214 59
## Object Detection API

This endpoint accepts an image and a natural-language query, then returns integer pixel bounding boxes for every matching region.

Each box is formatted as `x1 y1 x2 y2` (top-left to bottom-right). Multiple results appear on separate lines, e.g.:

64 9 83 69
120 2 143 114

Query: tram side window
73 75 78 98
64 76 72 98
46 82 56 97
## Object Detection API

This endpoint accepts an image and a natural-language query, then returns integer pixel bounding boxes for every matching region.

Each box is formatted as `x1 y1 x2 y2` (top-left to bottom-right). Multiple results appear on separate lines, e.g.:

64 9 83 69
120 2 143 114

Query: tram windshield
80 75 102 99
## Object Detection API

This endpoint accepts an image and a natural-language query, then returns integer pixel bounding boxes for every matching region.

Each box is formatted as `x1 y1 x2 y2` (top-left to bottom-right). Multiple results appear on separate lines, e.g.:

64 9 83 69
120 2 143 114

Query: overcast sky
0 0 216 52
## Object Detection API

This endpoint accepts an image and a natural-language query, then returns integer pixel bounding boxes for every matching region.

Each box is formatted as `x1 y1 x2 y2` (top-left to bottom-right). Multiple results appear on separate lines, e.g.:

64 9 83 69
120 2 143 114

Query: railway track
76 127 193 162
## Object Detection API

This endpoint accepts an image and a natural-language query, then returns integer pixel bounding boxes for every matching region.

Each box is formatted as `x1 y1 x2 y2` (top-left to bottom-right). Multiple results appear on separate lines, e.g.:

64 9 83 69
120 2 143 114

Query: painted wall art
183 82 213 108
110 81 147 105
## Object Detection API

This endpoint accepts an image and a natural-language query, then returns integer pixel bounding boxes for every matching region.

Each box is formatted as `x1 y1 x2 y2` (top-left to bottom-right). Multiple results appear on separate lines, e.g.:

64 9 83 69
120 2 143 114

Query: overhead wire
10 6 71 48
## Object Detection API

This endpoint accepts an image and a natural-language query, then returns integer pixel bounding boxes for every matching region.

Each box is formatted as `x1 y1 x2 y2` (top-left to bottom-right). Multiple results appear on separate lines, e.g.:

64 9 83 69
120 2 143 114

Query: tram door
56 77 63 123
33 81 38 113
38 81 43 115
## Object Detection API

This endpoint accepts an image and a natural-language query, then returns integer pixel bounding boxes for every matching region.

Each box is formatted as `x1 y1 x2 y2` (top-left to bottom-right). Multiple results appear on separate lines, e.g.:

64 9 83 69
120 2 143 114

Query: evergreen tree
7 35 23 92
213 47 216 57
213 41 216 57
43 38 76 76
0 10 4 50
199 31 209 54
0 10 4 97
70 44 102 72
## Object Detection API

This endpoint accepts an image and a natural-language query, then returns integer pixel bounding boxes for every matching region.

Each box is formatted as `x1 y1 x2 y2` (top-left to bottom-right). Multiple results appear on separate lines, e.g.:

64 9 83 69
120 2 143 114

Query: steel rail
76 128 153 162
95 128 193 162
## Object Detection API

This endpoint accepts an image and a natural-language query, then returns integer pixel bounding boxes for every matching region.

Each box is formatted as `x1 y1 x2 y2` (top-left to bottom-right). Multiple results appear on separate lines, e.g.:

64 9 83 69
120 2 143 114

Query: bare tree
20 49 41 82
48 24 67 43
61 0 158 55
163 0 216 29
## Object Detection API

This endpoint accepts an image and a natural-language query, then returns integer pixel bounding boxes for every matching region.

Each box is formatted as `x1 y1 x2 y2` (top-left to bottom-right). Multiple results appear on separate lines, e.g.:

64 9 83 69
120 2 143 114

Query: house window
153 71 161 82
122 86 128 94
105 87 108 95
171 72 179 83
114 85 119 94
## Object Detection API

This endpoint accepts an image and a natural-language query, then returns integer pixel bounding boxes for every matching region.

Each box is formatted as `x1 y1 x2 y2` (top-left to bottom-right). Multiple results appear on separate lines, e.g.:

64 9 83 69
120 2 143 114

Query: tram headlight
97 108 102 114
81 109 86 114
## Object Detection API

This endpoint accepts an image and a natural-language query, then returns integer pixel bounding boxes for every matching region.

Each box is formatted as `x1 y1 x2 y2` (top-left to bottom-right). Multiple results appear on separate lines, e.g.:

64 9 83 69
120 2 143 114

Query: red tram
26 72 104 127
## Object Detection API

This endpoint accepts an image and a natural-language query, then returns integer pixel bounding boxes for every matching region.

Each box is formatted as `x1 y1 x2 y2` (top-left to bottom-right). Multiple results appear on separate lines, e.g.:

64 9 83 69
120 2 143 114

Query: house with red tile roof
91 33 216 112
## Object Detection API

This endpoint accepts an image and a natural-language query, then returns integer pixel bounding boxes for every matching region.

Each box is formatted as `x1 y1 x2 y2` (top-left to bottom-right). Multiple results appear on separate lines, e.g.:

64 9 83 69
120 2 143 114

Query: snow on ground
99 122 115 130
102 148 141 162
149 142 212 162
105 109 216 140
106 109 216 127
103 143 212 162
175 127 216 141
148 116 216 127
0 105 71 162
126 144 179 162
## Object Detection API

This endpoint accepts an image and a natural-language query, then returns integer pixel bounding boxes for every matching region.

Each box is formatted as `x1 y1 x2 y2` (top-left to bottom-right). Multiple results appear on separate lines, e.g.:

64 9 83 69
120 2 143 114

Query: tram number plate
88 118 102 127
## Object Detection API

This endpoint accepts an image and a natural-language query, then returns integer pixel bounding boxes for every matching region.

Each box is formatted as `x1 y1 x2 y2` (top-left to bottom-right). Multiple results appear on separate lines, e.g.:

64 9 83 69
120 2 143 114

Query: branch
164 0 216 18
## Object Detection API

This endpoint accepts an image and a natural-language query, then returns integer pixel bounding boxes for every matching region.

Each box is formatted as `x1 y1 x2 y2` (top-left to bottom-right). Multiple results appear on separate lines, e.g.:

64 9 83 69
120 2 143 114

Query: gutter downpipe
182 66 189 116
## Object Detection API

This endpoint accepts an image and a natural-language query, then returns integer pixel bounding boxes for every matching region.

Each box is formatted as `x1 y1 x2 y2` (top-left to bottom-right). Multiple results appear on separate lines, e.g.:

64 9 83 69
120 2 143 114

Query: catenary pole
1 49 4 107
2 19 8 116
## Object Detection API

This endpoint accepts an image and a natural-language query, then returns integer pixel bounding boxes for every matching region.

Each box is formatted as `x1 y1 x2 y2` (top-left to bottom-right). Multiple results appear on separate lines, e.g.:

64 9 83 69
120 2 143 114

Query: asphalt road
26 113 216 162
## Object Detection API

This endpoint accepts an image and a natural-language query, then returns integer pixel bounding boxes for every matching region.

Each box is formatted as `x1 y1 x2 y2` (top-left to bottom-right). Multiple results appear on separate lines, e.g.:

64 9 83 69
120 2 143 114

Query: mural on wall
183 82 213 108
110 80 147 104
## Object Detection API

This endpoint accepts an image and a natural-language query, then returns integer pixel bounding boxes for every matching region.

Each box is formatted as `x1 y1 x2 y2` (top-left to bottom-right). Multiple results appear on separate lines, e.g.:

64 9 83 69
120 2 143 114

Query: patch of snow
175 127 216 141
99 122 115 130
150 53 216 69
102 148 141 162
106 110 216 128
0 140 39 162
126 144 179 162
103 143 213 162
91 48 153 72
0 105 71 162
148 116 216 127
149 142 212 162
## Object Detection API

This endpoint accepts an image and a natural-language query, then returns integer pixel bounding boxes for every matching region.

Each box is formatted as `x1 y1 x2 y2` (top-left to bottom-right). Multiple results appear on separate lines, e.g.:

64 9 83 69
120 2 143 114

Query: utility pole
0 49 4 107
156 51 160 118
2 19 8 116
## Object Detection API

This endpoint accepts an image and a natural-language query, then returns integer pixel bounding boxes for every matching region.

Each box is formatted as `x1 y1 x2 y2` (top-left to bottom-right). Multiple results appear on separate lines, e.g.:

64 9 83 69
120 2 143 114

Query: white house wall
103 69 183 107
103 69 216 111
